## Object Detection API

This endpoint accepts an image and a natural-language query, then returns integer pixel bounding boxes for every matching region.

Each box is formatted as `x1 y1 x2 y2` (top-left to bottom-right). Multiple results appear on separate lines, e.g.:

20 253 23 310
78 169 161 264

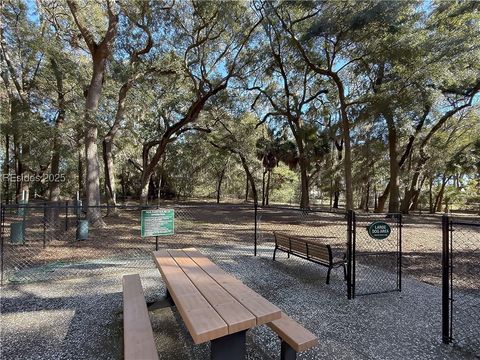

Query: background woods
1 0 479 219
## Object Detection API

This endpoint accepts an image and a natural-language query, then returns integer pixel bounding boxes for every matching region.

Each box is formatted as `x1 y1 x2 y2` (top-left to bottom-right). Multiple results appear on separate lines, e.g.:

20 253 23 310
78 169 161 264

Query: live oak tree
66 0 119 225
137 1 262 204
248 8 330 209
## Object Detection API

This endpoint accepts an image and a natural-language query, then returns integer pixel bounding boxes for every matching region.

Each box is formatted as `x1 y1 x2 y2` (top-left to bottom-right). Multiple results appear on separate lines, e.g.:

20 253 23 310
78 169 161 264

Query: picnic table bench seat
122 274 159 360
267 313 318 360
273 231 347 284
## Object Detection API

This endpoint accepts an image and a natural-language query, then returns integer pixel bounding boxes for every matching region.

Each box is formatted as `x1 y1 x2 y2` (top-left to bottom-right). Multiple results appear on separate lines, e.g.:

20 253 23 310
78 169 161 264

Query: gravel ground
1 245 478 360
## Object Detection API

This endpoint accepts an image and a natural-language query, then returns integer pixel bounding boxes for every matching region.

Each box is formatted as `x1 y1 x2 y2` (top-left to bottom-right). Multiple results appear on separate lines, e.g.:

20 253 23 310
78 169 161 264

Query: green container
10 222 25 244
17 200 28 216
76 220 89 240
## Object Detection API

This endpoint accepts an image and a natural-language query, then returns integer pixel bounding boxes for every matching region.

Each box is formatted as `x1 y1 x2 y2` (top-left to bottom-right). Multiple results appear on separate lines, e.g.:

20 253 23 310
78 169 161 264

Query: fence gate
348 211 402 298
442 215 480 356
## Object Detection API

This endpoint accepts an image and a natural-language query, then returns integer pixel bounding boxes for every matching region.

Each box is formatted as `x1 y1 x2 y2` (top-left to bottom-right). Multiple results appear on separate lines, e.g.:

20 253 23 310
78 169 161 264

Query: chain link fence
442 215 480 356
351 212 402 297
255 205 348 258
0 202 255 285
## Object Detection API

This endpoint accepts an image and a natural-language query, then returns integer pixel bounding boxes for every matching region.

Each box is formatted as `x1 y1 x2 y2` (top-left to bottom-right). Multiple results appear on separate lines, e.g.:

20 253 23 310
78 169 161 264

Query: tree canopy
1 0 479 217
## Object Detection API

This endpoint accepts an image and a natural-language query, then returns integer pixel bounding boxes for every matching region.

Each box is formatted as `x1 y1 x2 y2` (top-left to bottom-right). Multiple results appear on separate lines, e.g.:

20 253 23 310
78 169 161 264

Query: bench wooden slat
267 313 318 353
290 238 307 254
152 251 228 344
274 232 290 249
123 274 159 360
168 250 256 334
183 249 281 325
306 243 330 263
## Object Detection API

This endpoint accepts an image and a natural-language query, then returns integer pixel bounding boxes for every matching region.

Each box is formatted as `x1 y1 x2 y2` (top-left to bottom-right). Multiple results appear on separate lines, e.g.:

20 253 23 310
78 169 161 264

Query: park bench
152 248 318 360
273 231 347 284
122 274 159 360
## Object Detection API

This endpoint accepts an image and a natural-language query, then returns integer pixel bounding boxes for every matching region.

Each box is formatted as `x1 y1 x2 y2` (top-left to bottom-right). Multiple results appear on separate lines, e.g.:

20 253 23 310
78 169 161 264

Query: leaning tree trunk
245 173 249 202
102 82 129 215
239 154 257 205
216 166 226 204
435 175 450 213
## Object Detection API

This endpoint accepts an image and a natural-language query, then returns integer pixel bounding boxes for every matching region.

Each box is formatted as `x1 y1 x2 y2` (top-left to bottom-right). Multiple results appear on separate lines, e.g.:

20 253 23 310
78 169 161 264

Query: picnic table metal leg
147 289 175 311
211 330 246 360
281 341 297 360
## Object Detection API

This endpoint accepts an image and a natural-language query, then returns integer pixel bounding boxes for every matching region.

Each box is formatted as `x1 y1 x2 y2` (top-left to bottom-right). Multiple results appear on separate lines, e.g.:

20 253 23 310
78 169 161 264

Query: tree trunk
83 58 108 226
435 175 450 213
49 59 65 202
239 154 257 205
266 169 271 206
299 155 309 209
375 180 390 213
262 169 266 206
410 175 426 212
67 0 118 225
385 113 400 213
102 138 117 215
77 140 83 197
333 75 353 211
3 134 10 203
216 166 226 204
245 173 249 202
365 181 370 212
329 178 333 209
401 171 420 214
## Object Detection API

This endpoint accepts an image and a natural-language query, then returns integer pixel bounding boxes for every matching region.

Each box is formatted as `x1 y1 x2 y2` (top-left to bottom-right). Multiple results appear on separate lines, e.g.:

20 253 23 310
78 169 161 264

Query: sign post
141 209 175 250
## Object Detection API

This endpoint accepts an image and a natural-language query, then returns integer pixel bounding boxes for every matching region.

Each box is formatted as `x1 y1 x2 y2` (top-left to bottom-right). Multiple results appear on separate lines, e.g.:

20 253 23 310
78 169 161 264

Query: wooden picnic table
152 248 282 360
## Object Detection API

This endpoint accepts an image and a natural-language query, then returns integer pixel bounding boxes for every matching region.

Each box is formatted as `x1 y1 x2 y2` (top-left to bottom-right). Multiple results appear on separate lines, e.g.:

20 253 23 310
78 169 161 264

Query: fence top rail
450 220 480 227
257 205 348 215
0 203 256 210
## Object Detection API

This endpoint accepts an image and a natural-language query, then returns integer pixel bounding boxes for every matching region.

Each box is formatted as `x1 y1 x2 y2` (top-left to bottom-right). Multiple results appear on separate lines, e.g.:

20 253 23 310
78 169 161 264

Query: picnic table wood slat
152 251 228 344
168 250 256 334
183 248 282 325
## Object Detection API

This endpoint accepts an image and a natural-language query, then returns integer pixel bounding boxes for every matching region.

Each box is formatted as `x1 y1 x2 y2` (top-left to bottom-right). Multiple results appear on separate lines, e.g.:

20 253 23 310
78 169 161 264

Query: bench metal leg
343 263 347 281
211 330 246 360
273 247 277 261
326 267 332 284
281 341 297 360
287 252 290 259
147 289 175 311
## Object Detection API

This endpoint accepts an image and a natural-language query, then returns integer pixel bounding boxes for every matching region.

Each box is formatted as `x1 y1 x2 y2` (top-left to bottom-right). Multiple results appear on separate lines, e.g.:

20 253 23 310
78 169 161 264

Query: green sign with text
141 209 174 237
367 221 391 240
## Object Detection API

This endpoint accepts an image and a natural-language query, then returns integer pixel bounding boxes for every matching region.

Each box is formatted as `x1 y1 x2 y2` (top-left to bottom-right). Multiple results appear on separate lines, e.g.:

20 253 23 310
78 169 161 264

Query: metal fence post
0 204 5 286
398 214 402 292
254 202 257 257
442 214 451 344
347 209 355 300
65 200 69 231
43 202 47 248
